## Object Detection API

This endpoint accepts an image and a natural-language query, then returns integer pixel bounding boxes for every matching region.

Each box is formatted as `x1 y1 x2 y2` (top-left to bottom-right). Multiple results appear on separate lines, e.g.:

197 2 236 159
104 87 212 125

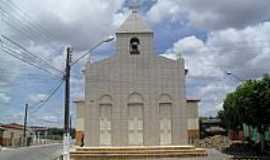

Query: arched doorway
158 94 173 145
127 93 144 145
98 95 113 146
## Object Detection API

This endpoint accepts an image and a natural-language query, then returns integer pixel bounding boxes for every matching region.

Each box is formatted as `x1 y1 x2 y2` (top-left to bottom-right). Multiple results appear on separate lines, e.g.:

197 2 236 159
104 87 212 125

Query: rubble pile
195 135 232 150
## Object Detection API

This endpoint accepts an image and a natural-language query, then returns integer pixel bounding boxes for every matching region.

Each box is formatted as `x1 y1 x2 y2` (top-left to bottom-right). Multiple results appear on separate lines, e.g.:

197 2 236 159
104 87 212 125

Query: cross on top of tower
130 0 140 13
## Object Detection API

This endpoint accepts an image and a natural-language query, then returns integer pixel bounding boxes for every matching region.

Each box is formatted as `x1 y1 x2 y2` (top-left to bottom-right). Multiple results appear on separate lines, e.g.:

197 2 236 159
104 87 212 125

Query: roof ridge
116 11 153 34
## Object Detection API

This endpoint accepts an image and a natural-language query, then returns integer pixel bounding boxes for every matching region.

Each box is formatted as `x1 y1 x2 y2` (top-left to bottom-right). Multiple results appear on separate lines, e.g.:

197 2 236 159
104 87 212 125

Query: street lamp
71 36 115 66
103 35 114 43
63 35 114 160
226 71 243 82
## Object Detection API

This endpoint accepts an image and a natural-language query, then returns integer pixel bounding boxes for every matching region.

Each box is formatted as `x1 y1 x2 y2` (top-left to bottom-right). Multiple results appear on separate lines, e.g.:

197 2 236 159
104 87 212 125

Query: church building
74 8 200 147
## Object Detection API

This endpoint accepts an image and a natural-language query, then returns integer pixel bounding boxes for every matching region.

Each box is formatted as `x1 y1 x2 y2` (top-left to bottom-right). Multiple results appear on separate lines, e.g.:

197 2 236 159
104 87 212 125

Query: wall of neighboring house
186 101 200 144
0 126 33 147
0 128 5 146
1 128 24 147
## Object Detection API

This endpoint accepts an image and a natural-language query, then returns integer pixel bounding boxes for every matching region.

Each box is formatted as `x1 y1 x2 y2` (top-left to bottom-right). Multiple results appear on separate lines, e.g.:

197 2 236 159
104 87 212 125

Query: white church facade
75 10 200 147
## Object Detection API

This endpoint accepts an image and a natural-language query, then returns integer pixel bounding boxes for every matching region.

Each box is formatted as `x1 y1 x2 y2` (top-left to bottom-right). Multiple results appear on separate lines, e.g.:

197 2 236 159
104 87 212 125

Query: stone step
70 146 207 159
76 145 196 152
71 152 207 159
71 149 206 155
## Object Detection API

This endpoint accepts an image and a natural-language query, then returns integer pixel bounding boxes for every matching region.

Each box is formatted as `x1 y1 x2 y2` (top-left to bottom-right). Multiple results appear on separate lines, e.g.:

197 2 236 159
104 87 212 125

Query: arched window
130 37 140 55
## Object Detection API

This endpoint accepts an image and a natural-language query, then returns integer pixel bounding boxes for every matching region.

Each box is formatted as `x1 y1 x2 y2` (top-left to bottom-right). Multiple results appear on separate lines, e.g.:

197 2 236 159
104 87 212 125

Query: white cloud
0 50 24 105
70 76 84 99
1 0 126 88
165 36 205 57
113 8 130 28
0 93 11 104
147 0 270 30
2 0 270 120
27 114 62 127
147 0 182 24
11 0 125 51
163 21 270 116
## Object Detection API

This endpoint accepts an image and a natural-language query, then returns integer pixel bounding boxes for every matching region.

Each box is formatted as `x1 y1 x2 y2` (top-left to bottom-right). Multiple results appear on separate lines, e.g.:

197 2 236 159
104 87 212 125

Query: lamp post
63 35 114 160
70 36 114 66
226 71 243 82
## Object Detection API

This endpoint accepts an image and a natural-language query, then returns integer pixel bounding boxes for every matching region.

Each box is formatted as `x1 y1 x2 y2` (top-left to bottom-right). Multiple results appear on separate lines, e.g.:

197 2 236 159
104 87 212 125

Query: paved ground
146 149 231 160
200 149 231 160
69 148 230 160
0 146 230 160
0 143 62 160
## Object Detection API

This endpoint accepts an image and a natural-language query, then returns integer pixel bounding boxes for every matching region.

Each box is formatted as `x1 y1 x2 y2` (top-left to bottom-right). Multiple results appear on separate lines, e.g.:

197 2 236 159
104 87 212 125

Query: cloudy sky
1 0 270 127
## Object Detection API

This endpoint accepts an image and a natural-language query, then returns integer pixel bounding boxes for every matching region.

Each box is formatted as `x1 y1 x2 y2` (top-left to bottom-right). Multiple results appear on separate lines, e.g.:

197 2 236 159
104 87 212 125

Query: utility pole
61 37 113 160
63 47 72 160
64 47 71 138
23 103 28 146
69 115 72 136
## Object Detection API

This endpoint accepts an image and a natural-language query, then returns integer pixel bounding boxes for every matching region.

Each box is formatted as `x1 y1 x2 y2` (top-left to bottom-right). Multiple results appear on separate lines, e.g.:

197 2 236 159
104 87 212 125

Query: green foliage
47 128 64 137
47 128 76 139
221 74 270 132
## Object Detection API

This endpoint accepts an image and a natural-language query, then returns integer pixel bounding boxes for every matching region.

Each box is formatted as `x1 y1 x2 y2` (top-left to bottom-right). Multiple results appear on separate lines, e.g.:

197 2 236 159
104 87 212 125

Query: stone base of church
70 145 207 160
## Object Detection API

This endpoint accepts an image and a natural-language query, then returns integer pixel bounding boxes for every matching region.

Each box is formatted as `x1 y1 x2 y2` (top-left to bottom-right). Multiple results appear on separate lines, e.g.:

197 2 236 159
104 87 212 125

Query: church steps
76 145 196 151
70 146 207 159
71 152 207 155
71 149 205 154
71 153 207 159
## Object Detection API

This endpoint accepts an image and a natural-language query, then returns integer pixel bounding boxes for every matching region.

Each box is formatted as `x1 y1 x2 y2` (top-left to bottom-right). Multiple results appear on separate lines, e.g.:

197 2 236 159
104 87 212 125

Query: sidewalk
0 143 62 160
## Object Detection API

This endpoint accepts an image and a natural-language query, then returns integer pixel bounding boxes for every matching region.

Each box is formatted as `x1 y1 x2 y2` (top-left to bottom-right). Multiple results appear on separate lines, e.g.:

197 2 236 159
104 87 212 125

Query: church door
99 104 112 146
128 104 143 145
159 103 172 145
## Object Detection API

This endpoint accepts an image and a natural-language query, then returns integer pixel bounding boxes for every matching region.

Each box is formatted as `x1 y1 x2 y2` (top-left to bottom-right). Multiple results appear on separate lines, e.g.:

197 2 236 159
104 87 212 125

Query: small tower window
130 37 140 55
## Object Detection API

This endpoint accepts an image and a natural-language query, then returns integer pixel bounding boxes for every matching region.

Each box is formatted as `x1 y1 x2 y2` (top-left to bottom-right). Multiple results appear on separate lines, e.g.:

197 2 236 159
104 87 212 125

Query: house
0 123 32 147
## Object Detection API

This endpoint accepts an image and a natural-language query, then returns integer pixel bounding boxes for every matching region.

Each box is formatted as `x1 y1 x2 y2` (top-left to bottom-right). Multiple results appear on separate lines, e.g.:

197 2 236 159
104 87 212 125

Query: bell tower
116 2 154 57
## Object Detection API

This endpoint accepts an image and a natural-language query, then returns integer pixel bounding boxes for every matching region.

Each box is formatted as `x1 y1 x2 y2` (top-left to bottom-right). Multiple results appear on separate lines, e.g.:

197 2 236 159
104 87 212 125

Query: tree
219 92 242 131
221 74 270 152
47 127 76 140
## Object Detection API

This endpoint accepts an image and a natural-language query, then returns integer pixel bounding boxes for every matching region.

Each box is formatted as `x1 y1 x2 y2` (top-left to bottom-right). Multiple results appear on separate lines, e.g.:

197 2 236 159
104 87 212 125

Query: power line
0 1 57 43
0 7 49 43
0 71 61 80
1 45 61 79
0 2 60 53
1 75 59 81
0 69 61 84
70 36 114 66
1 35 64 74
7 0 57 40
1 35 64 80
1 76 59 83
30 80 64 114
0 17 38 43
29 116 59 124
1 45 62 80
